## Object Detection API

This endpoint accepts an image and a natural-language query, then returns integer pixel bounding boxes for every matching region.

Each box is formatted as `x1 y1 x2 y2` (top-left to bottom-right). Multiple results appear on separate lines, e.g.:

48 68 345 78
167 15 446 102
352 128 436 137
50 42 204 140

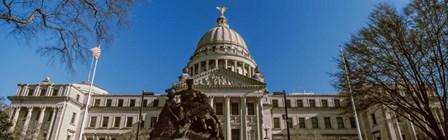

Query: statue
150 79 224 140
216 7 227 16
179 67 190 81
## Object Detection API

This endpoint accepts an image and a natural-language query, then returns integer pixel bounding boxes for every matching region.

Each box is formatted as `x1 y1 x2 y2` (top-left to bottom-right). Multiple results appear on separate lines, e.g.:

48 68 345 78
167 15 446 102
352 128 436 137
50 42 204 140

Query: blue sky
0 0 409 98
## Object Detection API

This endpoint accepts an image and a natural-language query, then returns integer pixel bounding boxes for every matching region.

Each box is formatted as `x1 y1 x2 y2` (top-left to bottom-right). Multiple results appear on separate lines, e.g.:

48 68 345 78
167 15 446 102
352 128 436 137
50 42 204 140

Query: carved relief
196 73 243 86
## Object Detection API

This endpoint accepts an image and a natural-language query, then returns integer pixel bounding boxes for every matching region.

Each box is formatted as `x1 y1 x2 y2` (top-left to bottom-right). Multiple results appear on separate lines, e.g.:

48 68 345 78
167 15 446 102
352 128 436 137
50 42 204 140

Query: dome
196 24 247 52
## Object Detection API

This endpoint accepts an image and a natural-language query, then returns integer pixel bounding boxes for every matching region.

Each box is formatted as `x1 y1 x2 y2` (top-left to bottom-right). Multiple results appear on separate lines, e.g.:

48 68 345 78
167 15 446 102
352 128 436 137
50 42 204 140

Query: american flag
90 47 101 59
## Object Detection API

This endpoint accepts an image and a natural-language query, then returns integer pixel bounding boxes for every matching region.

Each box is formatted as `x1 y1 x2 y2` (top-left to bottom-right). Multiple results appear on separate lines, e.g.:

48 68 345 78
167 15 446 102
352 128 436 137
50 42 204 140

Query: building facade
7 10 427 140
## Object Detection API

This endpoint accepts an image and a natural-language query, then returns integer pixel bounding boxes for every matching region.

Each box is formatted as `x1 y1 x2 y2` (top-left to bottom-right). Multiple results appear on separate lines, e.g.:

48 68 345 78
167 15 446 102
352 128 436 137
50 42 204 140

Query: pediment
173 68 266 88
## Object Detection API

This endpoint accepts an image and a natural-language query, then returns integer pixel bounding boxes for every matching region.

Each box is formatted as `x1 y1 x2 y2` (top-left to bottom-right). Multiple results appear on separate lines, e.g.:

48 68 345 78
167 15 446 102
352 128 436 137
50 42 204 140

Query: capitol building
7 9 426 140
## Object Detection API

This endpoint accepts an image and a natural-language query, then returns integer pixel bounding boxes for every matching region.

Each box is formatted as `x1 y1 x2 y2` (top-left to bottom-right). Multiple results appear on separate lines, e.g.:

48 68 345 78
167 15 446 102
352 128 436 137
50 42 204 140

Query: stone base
174 137 189 140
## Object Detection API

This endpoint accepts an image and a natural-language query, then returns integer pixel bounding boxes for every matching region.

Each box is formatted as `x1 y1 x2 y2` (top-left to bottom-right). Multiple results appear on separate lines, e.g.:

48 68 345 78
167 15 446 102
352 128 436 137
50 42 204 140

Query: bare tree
0 97 13 140
1 0 136 71
335 0 447 139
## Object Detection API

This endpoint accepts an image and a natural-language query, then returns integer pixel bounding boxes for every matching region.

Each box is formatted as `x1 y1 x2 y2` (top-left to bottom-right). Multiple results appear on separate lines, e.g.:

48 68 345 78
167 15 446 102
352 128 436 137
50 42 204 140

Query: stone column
193 65 196 75
47 108 58 140
35 86 41 96
46 86 53 96
240 96 247 140
225 96 231 140
248 67 252 77
215 59 219 68
10 107 21 131
234 61 238 73
209 96 214 108
16 86 22 96
24 86 30 96
395 116 403 140
35 107 46 139
198 62 202 73
242 63 246 76
23 107 34 135
225 59 228 69
255 97 261 140
407 114 417 140
206 60 209 71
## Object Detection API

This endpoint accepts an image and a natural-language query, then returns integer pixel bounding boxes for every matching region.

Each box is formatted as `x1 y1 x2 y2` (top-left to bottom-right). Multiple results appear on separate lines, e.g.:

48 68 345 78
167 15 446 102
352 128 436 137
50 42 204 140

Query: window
231 129 240 140
273 118 280 128
371 113 377 124
52 89 59 96
90 117 97 127
311 117 319 128
297 100 303 107
299 117 306 128
324 117 331 128
309 99 316 107
94 99 101 107
129 99 136 107
350 117 357 128
40 89 47 96
285 100 291 108
102 116 109 127
272 100 278 107
28 89 35 96
334 99 340 108
114 117 121 128
231 103 239 115
153 99 159 107
118 99 124 107
287 118 293 128
67 135 72 140
216 103 223 115
106 99 112 107
76 95 80 101
126 117 133 127
142 99 148 107
70 113 76 124
150 117 158 127
322 99 328 107
247 103 255 115
337 117 344 128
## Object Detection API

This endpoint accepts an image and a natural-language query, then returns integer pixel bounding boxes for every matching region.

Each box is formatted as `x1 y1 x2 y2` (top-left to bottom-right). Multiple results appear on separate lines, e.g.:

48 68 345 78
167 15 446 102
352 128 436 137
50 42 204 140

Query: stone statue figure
150 79 224 140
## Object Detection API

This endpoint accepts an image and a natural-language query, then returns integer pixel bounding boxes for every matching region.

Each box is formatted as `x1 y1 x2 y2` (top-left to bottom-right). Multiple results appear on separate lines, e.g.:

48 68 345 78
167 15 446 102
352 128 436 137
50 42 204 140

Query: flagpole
78 45 101 140
87 56 94 82
340 47 363 140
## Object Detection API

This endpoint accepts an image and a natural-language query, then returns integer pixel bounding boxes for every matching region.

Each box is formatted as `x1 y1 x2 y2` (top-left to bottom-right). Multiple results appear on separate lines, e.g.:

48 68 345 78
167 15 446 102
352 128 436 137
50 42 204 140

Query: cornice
92 94 161 97
7 96 83 107
271 107 345 112
88 106 162 112
269 94 345 97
